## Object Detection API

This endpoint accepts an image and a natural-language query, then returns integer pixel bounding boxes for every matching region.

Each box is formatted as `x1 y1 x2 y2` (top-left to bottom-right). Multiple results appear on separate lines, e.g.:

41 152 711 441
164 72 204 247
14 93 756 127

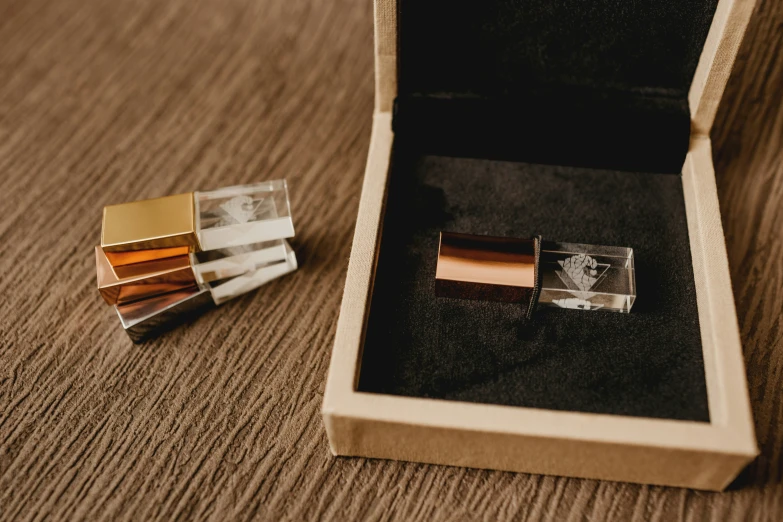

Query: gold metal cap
101 192 199 253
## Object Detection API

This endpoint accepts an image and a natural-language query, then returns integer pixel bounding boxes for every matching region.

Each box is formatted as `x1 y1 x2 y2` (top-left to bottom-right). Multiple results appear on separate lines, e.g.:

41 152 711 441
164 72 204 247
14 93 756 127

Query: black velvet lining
395 0 718 172
357 145 710 422
393 91 691 173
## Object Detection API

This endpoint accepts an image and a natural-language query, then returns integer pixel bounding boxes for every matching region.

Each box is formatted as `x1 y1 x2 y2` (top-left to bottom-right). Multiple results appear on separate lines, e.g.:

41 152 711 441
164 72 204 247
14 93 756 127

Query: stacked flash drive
96 180 298 342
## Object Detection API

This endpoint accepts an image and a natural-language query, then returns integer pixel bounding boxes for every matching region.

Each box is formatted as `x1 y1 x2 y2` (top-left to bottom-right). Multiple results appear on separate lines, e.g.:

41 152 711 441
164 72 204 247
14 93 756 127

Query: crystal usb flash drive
101 180 294 267
98 181 293 302
96 239 290 305
114 241 298 343
435 232 636 315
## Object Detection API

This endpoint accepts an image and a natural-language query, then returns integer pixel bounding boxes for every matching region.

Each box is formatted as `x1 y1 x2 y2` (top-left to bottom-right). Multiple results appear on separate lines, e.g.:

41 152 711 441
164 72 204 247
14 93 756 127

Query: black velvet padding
357 146 710 422
395 0 719 172
393 92 691 173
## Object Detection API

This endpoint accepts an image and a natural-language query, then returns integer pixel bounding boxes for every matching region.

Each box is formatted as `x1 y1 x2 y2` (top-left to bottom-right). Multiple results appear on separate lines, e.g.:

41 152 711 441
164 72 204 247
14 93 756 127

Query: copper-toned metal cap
104 245 192 271
436 232 541 316
95 246 197 306
101 192 199 253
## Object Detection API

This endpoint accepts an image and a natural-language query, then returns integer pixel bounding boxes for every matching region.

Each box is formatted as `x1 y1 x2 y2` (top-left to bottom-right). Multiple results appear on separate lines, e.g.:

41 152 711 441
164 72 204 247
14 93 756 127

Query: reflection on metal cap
436 232 540 308
95 246 197 306
101 192 199 252
115 285 212 343
104 245 192 271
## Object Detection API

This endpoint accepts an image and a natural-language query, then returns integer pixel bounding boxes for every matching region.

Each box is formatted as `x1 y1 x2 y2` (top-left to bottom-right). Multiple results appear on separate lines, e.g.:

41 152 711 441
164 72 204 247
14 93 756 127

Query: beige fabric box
322 0 758 490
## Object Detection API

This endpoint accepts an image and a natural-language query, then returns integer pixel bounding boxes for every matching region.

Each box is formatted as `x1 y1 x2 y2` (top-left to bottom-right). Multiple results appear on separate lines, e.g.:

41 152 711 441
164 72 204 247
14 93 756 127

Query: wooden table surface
0 0 781 520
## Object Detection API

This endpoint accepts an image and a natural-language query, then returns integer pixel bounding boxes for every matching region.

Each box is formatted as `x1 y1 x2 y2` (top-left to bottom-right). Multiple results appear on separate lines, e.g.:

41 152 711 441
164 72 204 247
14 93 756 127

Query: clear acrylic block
538 241 636 313
191 239 289 284
195 180 294 251
208 241 298 305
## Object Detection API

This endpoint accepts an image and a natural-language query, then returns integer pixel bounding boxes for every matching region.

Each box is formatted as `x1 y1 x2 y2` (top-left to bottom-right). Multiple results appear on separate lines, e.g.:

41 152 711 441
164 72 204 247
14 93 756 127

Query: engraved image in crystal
538 242 636 313
195 180 295 251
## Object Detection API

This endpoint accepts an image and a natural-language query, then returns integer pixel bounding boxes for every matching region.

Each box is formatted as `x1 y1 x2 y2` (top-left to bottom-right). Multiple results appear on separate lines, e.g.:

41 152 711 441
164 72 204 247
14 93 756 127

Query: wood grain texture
0 0 780 520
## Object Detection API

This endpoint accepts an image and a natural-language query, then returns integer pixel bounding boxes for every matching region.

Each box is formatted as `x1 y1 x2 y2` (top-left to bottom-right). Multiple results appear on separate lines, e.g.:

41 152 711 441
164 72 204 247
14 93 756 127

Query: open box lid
373 0 756 164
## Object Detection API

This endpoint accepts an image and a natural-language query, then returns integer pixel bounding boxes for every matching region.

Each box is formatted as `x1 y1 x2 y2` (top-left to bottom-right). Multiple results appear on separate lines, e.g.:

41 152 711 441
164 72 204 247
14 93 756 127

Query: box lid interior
393 0 720 172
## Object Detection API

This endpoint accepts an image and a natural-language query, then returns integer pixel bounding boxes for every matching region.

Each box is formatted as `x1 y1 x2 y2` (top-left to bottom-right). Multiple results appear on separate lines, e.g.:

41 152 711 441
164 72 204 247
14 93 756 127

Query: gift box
322 0 758 490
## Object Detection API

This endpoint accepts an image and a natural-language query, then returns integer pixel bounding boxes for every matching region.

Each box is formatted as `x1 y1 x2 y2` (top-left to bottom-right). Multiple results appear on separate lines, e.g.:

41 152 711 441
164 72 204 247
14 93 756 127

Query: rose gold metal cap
95 246 197 306
103 245 192 271
436 232 541 317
